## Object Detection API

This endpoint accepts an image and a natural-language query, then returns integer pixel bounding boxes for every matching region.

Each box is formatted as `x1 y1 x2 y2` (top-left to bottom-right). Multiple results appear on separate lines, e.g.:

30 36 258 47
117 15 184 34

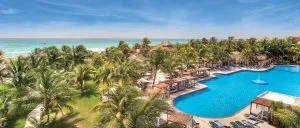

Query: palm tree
113 60 144 84
68 64 94 94
9 56 35 88
93 84 168 128
28 51 47 69
16 70 74 123
61 45 90 68
105 47 127 63
118 41 131 57
0 65 9 83
241 45 258 65
140 37 151 56
148 48 167 86
0 50 4 63
161 54 180 78
0 97 9 128
178 45 198 69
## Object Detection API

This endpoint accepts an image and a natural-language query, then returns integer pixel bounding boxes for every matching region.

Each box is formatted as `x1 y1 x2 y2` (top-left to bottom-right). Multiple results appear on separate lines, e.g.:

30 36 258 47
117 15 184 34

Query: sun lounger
241 120 255 128
192 120 200 128
235 121 245 128
210 120 225 128
244 114 263 123
230 122 240 128
209 121 217 128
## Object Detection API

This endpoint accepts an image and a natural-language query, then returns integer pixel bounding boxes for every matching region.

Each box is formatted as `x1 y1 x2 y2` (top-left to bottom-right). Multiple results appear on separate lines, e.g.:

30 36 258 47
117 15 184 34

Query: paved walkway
24 104 43 128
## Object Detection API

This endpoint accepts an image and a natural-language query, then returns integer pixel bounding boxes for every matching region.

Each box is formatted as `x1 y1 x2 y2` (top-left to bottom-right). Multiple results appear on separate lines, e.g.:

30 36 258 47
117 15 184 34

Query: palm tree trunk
80 81 84 95
152 68 157 88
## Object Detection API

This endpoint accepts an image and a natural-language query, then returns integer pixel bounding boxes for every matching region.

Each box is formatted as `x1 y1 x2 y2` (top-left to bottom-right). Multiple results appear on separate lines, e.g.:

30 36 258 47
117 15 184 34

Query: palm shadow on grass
49 112 84 128
6 115 27 128
80 87 100 98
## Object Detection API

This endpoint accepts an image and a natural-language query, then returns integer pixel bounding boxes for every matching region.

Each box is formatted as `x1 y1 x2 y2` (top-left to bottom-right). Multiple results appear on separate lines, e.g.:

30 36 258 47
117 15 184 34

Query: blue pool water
174 66 300 118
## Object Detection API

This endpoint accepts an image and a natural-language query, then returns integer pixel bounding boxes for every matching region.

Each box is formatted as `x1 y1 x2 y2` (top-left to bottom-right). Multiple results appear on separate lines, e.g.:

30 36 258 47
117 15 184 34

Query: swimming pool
174 66 300 118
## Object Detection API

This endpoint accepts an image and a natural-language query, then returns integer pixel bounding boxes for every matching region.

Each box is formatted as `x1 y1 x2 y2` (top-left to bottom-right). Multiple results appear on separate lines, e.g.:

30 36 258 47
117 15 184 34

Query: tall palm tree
148 48 167 86
93 84 168 128
9 57 35 88
68 64 94 95
61 45 89 69
118 41 131 57
112 60 144 84
140 37 151 56
161 55 180 78
16 70 74 123
178 45 198 69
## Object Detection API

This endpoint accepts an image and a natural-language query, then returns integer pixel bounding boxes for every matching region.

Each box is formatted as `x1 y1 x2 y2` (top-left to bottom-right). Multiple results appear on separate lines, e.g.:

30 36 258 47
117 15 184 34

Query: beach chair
209 121 217 128
210 120 225 128
244 114 262 124
230 122 240 128
241 120 255 128
235 121 245 128
192 120 200 128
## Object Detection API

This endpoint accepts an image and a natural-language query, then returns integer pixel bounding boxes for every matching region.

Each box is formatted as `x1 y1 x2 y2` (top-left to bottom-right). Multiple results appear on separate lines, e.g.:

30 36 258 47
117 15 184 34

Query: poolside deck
211 66 273 75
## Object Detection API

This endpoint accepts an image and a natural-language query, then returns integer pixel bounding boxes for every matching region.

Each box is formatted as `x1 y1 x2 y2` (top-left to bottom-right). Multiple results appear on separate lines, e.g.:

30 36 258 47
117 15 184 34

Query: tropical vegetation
270 102 300 128
0 36 300 128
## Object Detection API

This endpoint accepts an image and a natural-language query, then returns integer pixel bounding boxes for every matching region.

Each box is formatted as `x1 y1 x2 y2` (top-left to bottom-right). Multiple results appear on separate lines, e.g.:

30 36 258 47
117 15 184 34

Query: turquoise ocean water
0 38 188 57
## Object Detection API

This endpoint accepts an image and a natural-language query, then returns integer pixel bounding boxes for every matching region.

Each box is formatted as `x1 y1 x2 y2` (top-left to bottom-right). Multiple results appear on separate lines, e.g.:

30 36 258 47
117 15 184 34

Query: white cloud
36 0 189 25
0 20 299 39
0 8 17 15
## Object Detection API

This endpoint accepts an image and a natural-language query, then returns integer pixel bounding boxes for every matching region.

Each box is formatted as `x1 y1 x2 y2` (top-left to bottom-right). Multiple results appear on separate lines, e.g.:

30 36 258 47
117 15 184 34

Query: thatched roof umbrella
167 112 193 127
257 54 268 61
161 41 173 47
150 41 173 52
145 88 165 95
230 51 243 64
128 54 144 62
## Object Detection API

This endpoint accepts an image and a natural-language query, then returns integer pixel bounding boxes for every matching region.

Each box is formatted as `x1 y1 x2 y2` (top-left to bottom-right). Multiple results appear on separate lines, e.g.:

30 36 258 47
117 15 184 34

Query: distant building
293 36 300 44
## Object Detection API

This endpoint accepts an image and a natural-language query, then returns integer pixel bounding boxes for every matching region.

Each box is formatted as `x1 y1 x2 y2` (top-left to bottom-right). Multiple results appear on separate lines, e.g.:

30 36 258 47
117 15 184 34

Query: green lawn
52 94 100 128
6 115 27 128
0 84 8 91
4 86 100 128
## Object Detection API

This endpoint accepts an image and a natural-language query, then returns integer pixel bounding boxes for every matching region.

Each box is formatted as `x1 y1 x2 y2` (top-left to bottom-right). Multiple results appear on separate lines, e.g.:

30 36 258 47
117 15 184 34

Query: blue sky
0 0 299 38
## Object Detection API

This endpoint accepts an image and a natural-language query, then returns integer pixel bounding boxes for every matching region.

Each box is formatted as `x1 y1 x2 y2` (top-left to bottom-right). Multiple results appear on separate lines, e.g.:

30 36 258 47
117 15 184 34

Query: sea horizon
0 38 189 57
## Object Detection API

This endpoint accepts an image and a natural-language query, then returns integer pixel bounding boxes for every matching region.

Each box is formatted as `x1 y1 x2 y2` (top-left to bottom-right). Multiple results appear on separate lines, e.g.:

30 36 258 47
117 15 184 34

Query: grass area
52 94 100 128
3 86 100 128
0 84 9 91
6 115 27 128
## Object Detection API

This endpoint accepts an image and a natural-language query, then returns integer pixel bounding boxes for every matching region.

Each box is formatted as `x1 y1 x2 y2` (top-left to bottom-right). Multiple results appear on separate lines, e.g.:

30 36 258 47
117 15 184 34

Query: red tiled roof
196 67 210 71
183 76 197 80
168 112 193 125
293 36 300 41
164 79 175 85
183 71 192 75
173 78 186 82
146 88 165 95
154 83 170 88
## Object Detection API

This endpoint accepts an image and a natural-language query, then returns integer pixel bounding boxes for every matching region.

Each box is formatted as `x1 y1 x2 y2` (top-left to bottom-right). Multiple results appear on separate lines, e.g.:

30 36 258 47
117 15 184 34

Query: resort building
183 67 210 78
